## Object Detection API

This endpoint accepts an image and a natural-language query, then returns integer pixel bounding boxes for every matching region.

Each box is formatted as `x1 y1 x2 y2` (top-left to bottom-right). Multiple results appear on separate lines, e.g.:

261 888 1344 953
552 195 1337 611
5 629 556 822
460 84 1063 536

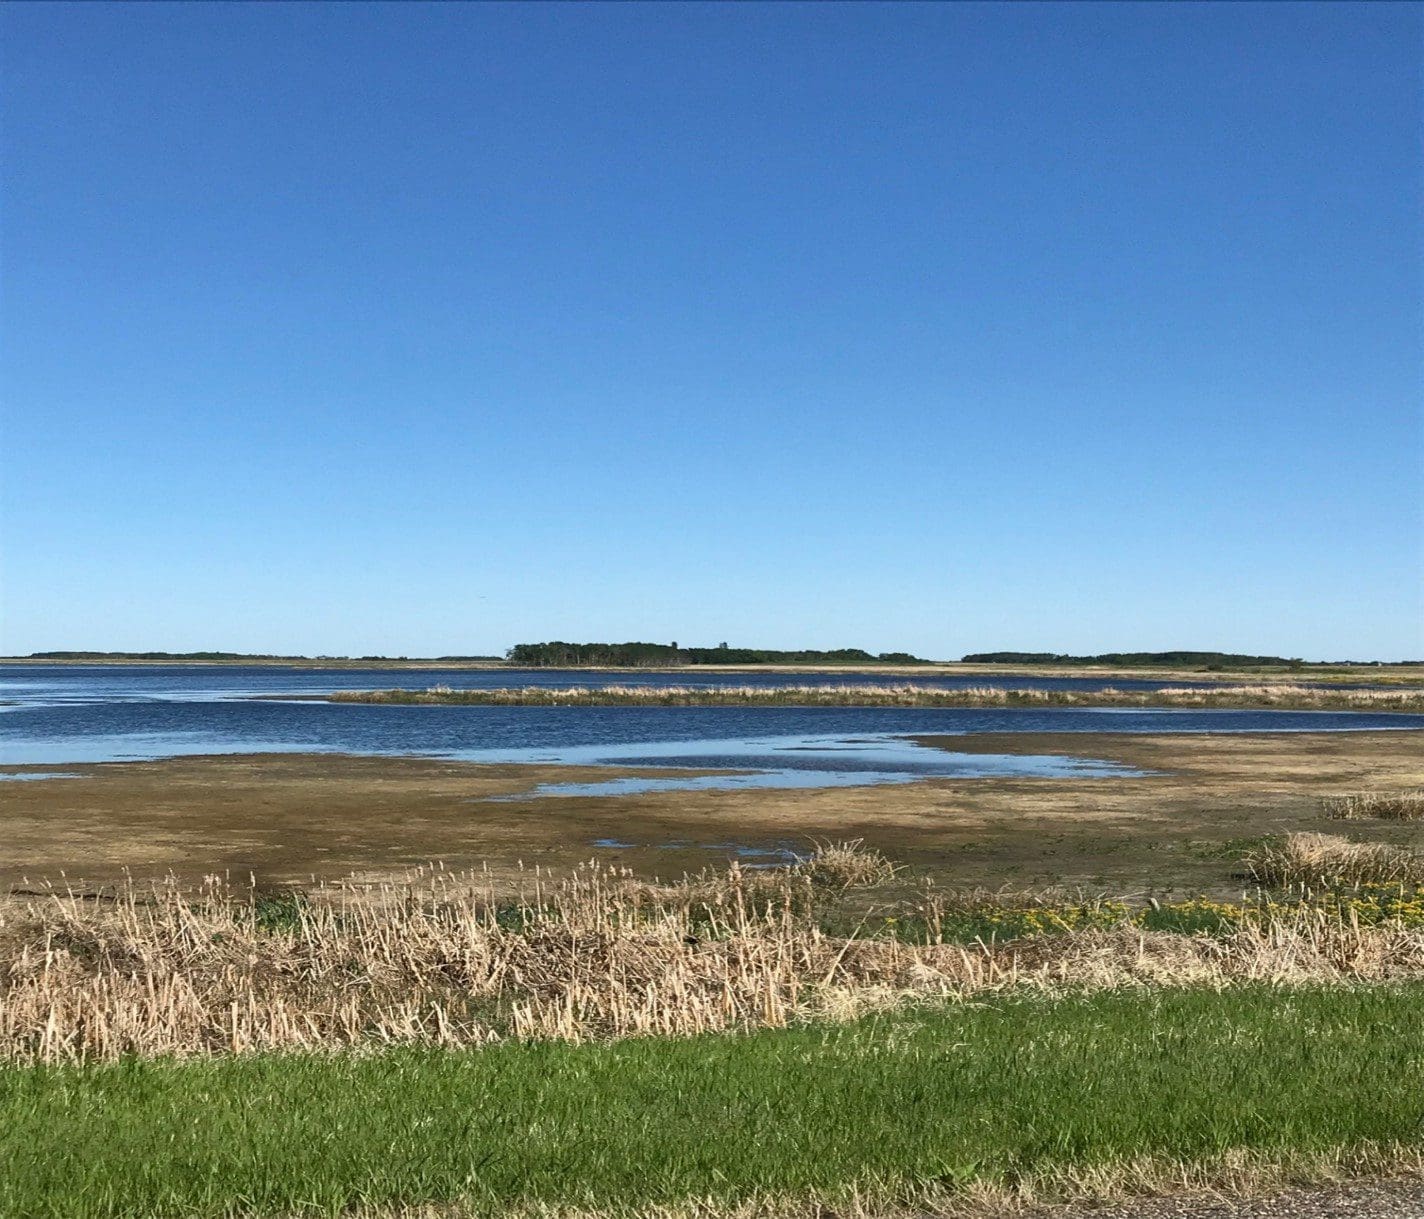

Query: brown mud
1 731 1420 894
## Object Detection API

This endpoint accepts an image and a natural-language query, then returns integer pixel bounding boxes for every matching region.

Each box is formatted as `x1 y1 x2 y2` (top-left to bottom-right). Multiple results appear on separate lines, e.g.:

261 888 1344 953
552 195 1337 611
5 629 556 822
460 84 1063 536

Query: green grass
249 889 311 933
1187 835 1282 862
2 985 1423 1217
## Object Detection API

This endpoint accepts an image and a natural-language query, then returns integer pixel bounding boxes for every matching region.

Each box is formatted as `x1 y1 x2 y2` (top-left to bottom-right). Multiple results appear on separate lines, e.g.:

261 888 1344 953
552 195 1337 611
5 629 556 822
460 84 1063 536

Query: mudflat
2 731 1421 893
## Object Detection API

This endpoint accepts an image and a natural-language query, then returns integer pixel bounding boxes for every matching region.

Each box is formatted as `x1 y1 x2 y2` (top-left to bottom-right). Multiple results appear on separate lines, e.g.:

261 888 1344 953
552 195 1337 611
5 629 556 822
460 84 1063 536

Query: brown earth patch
0 731 1420 894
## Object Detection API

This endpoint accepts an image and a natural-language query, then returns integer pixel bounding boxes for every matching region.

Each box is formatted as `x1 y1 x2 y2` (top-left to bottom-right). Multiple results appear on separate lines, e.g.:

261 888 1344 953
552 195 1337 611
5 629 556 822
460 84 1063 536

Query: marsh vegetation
7 841 1424 1064
4 829 1424 1215
1325 789 1424 821
1243 832 1424 888
323 682 1424 711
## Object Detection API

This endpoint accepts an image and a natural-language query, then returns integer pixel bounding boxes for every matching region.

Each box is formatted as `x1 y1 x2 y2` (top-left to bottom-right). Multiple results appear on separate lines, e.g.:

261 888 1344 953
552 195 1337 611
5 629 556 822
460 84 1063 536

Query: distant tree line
960 651 1309 669
20 648 1416 667
505 642 928 667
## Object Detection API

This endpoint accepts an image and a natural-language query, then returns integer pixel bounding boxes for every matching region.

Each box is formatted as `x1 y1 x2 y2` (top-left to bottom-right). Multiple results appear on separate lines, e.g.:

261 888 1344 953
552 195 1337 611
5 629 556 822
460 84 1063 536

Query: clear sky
2 2 1420 661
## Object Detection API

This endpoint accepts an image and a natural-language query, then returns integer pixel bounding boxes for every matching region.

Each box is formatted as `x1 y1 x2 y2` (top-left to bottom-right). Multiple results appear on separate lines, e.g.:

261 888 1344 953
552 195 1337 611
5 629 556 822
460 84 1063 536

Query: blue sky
2 2 1420 661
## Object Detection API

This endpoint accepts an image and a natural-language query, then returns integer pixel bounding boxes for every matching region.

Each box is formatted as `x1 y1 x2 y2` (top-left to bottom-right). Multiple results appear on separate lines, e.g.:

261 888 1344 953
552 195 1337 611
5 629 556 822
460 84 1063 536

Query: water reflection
0 771 80 782
481 733 1140 799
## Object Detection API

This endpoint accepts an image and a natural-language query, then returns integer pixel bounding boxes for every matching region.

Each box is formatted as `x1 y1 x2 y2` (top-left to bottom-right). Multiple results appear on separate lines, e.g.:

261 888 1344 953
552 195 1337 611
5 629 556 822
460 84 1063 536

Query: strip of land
304 682 1424 710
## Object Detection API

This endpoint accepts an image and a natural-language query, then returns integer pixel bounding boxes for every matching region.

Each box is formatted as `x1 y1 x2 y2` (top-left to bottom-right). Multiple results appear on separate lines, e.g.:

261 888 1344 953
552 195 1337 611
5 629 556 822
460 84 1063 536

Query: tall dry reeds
1154 683 1424 709
322 683 1424 711
1244 832 1424 888
798 839 900 889
1325 789 1424 821
3 847 1424 1064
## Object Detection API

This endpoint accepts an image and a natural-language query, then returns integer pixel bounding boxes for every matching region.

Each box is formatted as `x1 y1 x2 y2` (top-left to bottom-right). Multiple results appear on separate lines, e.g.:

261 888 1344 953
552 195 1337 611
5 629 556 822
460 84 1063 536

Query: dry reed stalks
1244 832 1424 888
324 683 1424 710
3 848 1424 1064
1154 683 1424 708
798 839 900 889
1325 790 1424 821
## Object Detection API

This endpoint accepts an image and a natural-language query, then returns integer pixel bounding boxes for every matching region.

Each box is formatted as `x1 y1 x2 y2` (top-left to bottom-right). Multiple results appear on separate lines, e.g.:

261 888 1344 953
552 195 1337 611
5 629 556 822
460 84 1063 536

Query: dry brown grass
1154 683 1424 709
3 843 1424 1064
1325 789 1424 821
1244 832 1424 888
798 838 900 889
322 683 1424 710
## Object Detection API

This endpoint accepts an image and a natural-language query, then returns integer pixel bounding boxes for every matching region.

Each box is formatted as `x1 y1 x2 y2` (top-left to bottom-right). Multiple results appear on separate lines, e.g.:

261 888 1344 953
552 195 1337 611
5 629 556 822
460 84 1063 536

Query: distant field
2 986 1421 1218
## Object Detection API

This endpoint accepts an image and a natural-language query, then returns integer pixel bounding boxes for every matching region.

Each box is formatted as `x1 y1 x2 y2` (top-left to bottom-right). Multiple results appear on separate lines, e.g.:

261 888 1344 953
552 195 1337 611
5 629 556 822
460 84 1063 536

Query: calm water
1 663 1250 708
3 665 1420 796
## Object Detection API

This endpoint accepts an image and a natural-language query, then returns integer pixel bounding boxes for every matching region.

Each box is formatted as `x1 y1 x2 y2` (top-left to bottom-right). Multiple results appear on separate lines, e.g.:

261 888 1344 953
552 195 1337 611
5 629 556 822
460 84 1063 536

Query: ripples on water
2 665 1420 796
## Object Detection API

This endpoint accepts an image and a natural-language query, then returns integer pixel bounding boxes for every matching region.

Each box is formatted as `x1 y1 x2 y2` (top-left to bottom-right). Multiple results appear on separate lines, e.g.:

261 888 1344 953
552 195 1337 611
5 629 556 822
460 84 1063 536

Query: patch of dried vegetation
1325 789 1424 821
1244 832 1424 888
3 842 1424 1064
324 683 1424 710
798 838 900 889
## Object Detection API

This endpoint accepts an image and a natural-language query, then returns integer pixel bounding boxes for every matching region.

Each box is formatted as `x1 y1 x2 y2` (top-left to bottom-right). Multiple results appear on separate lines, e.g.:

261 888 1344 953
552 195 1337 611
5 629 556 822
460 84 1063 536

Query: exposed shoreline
3 730 1421 894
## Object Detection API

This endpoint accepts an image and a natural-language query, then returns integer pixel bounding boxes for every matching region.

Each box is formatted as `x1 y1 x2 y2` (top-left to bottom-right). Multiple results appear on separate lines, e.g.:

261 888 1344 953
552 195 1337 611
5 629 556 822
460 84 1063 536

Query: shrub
1324 790 1424 821
797 839 900 889
1244 832 1424 888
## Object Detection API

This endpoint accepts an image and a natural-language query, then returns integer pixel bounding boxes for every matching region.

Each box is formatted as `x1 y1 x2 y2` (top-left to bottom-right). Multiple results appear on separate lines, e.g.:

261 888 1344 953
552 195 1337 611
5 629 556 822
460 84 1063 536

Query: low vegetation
1243 832 1424 889
797 838 900 889
3 986 1423 1219
320 682 1424 711
6 843 1424 1065
4 839 1424 1215
1326 789 1424 821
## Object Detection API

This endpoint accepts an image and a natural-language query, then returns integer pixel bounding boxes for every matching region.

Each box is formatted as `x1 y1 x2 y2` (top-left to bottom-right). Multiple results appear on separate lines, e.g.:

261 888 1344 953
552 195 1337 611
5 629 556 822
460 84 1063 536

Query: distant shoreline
6 657 1424 685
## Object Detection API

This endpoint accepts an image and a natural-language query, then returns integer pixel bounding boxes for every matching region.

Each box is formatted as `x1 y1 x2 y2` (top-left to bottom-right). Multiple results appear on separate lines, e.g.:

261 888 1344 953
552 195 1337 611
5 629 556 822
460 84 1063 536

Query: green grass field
3 984 1422 1218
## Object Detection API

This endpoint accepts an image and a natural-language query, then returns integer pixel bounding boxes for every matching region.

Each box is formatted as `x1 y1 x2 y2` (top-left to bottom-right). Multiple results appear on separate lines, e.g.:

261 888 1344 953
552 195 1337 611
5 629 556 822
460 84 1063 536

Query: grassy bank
317 682 1424 711
2 985 1422 1218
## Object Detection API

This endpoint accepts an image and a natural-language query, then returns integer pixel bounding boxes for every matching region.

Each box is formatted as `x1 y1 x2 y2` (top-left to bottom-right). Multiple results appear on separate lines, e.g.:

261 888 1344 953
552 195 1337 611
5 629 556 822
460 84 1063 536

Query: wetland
1 658 1421 893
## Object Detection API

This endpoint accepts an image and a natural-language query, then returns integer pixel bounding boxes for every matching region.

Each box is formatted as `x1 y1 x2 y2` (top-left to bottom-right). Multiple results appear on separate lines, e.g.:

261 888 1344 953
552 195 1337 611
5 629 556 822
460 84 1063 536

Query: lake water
1 663 1268 709
3 665 1420 796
